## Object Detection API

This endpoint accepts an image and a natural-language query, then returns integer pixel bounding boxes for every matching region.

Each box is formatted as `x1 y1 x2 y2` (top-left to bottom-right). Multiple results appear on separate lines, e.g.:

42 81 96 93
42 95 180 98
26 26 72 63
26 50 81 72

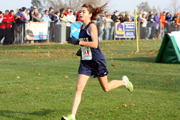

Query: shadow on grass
0 109 60 119
108 57 156 63
29 109 58 116
0 110 31 120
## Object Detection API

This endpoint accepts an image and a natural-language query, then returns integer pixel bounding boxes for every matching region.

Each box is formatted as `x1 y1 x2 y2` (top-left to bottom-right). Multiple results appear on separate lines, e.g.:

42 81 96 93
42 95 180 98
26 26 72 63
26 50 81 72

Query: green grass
0 40 180 120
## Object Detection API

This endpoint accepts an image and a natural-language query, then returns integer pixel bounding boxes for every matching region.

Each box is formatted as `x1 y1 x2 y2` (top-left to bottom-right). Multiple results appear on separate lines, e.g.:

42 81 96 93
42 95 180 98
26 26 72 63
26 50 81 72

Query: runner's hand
67 36 80 45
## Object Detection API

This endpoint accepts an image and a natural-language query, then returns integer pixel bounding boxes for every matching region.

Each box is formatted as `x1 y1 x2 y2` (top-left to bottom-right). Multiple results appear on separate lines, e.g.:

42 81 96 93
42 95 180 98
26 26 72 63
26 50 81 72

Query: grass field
0 40 180 120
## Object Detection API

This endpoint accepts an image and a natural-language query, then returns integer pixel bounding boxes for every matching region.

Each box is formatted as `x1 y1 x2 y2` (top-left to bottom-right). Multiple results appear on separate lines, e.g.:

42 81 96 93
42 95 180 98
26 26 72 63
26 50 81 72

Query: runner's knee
76 84 85 92
102 87 110 92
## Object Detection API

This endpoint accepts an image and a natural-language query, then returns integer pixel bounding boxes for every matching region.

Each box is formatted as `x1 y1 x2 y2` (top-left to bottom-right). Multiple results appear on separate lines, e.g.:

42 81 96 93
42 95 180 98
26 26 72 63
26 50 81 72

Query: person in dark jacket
151 14 160 39
29 10 34 21
16 9 27 23
111 10 120 22
119 12 126 23
165 12 172 33
14 14 26 44
146 11 154 39
53 12 60 23
48 7 54 21
110 10 119 40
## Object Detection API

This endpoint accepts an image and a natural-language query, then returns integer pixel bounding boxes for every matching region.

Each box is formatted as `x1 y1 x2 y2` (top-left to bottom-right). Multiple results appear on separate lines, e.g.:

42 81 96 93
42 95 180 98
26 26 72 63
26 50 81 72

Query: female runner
62 2 133 120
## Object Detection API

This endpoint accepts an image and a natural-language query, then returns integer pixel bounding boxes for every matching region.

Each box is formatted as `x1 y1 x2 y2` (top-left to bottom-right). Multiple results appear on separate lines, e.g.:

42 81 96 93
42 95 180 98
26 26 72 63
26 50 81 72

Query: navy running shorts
78 59 109 78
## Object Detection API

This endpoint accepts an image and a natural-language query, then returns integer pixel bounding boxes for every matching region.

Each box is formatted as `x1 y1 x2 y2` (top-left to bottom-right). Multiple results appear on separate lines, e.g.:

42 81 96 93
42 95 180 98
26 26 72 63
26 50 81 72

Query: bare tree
42 0 109 12
156 5 162 14
164 0 180 14
137 1 157 13
31 0 44 12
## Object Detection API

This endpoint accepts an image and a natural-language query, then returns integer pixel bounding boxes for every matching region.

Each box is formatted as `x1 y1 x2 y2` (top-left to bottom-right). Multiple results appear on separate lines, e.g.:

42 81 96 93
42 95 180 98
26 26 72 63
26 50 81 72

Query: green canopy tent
155 33 180 64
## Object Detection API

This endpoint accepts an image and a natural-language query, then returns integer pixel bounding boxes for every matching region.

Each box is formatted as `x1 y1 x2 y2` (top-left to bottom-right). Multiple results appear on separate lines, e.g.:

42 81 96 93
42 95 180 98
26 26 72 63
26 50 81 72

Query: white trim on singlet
86 28 91 36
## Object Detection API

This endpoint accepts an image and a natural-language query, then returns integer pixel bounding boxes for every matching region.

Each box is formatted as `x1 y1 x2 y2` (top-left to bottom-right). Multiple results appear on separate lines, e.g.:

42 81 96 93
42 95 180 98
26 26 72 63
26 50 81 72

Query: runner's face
80 7 92 21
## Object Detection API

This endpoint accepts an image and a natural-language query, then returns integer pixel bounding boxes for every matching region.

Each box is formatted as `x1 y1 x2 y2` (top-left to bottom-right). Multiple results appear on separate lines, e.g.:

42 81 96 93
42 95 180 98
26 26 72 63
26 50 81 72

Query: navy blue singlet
79 22 105 61
78 22 109 78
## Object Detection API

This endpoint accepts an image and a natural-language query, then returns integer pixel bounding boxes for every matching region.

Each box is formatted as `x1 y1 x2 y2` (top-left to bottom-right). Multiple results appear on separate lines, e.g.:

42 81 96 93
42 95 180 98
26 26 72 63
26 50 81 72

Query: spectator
140 11 147 39
49 7 55 42
14 14 25 44
76 10 81 22
15 8 28 44
64 8 71 16
43 10 51 22
29 9 42 22
73 12 76 20
8 10 15 44
138 11 143 21
49 7 54 21
60 8 65 14
155 13 160 39
104 11 108 22
33 7 42 22
146 11 154 39
26 10 30 21
0 11 6 45
42 10 51 42
9 10 14 21
143 11 148 18
126 11 130 16
4 10 11 45
110 10 119 40
165 12 172 33
159 13 165 39
0 11 3 23
104 15 113 40
67 11 75 23
117 15 121 20
34 7 40 17
53 12 60 23
141 14 147 40
151 13 160 39
29 10 34 21
97 14 105 40
166 12 172 25
126 11 134 20
104 11 109 16
43 10 51 29
171 13 177 31
163 11 166 18
60 12 67 22
125 14 132 22
16 8 27 22
174 13 180 31
111 10 120 22
22 7 30 21
178 13 180 31
119 12 126 23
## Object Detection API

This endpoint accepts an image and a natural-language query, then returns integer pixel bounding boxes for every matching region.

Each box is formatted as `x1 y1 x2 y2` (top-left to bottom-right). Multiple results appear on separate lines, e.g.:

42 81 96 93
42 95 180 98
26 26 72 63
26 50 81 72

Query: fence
0 21 180 45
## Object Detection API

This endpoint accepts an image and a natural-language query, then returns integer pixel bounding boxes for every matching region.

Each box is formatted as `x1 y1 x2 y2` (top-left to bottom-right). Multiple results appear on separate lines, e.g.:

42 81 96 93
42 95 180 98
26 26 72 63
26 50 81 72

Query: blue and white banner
25 22 49 40
70 22 83 39
115 22 135 38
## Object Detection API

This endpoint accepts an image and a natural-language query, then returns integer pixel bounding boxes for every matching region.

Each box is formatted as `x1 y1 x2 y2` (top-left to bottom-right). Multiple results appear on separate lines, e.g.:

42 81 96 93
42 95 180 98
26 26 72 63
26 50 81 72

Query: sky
0 0 176 15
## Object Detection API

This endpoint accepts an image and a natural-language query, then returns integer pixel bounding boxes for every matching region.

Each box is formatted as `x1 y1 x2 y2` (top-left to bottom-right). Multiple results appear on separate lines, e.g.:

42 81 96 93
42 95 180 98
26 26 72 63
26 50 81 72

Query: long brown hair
82 2 107 20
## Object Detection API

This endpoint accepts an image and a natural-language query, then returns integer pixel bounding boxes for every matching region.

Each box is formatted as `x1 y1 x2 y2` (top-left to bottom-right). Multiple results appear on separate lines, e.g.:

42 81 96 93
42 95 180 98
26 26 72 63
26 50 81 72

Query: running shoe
61 115 75 120
122 76 133 92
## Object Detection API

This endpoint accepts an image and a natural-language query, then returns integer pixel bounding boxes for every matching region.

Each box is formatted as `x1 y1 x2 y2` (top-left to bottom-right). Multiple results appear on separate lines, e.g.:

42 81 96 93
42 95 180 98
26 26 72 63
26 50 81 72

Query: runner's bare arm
79 24 98 48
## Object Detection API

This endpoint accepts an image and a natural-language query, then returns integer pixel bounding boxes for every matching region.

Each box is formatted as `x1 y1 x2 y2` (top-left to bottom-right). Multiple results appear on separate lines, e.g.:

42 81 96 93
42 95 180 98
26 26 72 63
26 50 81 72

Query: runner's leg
71 74 90 116
97 76 125 92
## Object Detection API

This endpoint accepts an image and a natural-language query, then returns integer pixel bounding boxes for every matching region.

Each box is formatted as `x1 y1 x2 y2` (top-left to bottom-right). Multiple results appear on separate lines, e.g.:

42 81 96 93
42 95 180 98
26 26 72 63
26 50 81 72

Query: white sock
71 114 76 120
123 80 128 86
